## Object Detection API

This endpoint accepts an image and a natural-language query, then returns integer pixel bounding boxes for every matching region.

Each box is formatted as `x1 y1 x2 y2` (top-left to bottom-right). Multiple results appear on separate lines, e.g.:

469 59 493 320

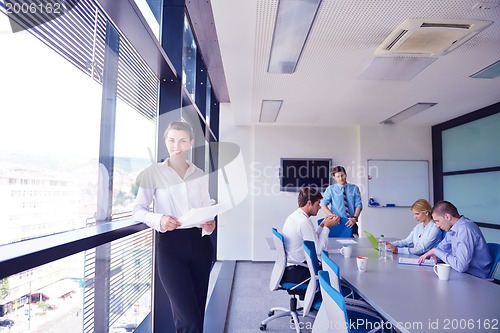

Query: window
182 14 197 100
432 104 500 244
1 0 220 331
0 13 102 244
0 1 158 330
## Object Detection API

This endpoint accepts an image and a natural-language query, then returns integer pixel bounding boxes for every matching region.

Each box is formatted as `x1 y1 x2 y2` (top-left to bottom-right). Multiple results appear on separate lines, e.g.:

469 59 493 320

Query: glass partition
443 172 500 225
442 112 500 172
434 106 500 244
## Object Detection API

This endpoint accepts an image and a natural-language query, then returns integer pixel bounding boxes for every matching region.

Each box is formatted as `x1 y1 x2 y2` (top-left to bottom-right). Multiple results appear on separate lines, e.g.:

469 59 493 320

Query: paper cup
356 256 368 272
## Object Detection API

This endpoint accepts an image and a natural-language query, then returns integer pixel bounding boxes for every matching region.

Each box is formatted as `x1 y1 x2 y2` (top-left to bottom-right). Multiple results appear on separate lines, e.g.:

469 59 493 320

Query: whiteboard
367 159 429 207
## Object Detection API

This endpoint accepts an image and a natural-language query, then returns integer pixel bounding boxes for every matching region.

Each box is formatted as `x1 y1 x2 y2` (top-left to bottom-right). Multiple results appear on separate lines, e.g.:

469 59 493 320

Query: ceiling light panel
381 102 437 125
260 100 283 122
358 57 437 80
470 59 500 79
267 0 322 73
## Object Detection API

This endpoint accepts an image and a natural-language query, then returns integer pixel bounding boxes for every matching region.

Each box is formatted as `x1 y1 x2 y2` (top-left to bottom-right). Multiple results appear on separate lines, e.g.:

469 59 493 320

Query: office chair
317 217 353 238
487 243 500 280
316 270 385 333
303 242 385 332
260 228 312 332
302 240 322 318
321 250 376 312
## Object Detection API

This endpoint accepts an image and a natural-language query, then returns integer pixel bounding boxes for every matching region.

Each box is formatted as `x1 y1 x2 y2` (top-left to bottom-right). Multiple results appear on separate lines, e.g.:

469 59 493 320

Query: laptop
364 230 379 250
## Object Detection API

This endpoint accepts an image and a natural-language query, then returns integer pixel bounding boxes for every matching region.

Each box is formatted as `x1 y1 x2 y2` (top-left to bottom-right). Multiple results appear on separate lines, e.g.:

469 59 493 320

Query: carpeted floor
224 261 314 333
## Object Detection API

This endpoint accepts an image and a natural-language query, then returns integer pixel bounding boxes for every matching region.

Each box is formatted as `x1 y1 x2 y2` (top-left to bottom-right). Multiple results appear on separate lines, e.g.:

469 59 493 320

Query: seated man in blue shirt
418 200 492 278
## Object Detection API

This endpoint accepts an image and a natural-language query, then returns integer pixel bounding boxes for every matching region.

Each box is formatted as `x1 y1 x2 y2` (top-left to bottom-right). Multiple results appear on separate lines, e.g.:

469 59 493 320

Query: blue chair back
303 240 322 316
270 228 309 293
320 250 342 291
304 240 321 274
487 243 500 279
317 270 350 333
317 217 352 238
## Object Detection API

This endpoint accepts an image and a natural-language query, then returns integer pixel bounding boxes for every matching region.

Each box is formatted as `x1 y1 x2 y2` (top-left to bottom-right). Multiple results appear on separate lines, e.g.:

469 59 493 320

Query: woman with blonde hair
386 199 442 255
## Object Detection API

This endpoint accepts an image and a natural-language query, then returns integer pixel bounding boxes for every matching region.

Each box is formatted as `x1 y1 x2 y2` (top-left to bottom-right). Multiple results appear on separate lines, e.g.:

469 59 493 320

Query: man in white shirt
282 186 340 284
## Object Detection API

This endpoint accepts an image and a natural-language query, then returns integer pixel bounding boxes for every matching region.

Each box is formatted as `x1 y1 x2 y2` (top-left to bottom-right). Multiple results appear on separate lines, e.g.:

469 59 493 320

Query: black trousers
282 265 310 285
157 228 213 333
352 223 359 237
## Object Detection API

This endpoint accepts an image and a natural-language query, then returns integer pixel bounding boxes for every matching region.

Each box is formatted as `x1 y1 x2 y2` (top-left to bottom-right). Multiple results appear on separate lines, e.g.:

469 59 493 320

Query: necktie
343 186 350 218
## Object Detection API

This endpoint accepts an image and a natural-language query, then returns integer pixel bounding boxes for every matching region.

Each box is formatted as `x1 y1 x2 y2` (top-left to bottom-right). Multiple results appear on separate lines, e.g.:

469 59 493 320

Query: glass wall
1 253 85 333
0 11 102 244
133 0 162 40
0 0 157 330
182 14 197 100
0 229 152 333
442 113 500 172
433 106 500 250
0 0 220 331
439 111 500 229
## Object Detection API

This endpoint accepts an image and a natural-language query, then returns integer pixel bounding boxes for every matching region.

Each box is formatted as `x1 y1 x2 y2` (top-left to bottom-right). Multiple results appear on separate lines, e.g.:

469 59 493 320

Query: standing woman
133 121 216 333
386 199 441 255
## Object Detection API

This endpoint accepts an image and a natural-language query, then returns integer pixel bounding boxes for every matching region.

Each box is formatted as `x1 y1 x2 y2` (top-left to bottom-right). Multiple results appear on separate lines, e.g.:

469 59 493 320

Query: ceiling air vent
375 18 492 56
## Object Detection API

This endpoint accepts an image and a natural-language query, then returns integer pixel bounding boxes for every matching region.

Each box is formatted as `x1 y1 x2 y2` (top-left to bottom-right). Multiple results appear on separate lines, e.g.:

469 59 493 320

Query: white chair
321 250 376 312
260 228 313 332
317 270 385 333
302 240 332 332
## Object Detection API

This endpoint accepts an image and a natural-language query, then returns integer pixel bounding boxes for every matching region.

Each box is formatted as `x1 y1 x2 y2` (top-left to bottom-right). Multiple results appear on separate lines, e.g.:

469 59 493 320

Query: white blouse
132 158 212 235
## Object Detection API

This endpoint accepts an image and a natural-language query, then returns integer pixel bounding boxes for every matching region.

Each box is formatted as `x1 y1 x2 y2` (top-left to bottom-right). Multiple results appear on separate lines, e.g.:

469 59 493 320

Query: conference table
327 238 500 333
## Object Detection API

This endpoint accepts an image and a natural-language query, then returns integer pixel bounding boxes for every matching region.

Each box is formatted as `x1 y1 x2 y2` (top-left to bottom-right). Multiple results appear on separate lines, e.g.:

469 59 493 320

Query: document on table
398 257 434 267
178 203 227 228
336 239 358 245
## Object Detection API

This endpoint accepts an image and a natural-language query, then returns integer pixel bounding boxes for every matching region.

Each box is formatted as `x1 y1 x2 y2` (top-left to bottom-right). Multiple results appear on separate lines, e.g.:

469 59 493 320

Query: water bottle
378 234 387 260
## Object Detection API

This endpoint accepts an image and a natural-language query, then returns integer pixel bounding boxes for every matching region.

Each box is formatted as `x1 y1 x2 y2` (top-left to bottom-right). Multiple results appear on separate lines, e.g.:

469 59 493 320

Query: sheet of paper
336 239 358 245
398 257 434 267
178 203 227 228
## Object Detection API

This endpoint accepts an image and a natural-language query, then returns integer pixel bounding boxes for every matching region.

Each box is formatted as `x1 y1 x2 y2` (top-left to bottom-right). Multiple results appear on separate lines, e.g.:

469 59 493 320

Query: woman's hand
386 242 398 254
200 219 216 233
160 215 180 232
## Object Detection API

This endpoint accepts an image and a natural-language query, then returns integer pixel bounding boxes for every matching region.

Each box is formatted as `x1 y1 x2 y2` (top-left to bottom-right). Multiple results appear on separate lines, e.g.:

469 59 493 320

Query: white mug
434 263 451 281
356 256 368 272
340 246 352 258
